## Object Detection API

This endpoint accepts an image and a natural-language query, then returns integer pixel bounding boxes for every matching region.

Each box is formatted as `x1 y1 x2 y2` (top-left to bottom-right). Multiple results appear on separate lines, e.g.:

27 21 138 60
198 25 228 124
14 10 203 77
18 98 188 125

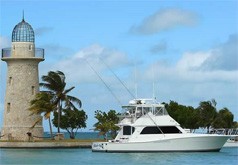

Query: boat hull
92 135 230 152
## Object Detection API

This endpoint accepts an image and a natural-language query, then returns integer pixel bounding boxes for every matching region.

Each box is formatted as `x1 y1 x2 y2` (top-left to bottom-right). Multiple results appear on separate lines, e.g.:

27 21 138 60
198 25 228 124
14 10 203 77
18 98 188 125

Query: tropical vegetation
29 71 83 138
40 71 82 133
165 101 200 132
165 99 237 133
29 92 56 139
94 110 120 140
53 108 87 139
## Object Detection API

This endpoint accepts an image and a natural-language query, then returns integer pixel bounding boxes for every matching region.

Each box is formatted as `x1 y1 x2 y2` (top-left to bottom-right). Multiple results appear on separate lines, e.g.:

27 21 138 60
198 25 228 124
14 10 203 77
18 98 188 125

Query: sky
0 0 238 132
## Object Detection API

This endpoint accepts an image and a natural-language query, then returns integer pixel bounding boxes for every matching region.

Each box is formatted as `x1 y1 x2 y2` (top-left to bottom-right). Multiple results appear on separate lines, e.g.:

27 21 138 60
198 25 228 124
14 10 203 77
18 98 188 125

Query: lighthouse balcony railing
1 48 44 59
35 48 45 58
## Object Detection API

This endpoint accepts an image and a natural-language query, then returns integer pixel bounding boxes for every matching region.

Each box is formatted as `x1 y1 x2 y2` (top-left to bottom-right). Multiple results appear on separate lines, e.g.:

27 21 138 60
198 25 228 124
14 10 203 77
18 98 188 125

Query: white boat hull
92 135 230 152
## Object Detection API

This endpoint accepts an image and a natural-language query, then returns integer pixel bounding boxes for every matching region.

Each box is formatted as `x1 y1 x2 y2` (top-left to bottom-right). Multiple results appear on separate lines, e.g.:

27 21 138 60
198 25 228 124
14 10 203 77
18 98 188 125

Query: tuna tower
1 16 44 141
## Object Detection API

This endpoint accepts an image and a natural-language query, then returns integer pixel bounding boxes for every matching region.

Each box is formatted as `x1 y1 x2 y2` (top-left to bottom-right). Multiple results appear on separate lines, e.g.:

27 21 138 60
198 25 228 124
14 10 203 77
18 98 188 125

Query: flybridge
121 98 168 119
128 98 160 105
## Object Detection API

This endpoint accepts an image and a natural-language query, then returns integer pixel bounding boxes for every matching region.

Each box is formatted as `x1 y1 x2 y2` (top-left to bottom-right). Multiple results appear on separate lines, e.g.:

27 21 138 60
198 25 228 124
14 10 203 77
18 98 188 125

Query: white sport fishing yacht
92 99 230 152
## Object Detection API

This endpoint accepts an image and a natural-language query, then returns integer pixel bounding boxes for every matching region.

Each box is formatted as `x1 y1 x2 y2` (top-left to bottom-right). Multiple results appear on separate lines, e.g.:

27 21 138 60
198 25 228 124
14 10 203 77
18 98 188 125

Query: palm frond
40 71 66 92
63 87 75 95
66 95 82 108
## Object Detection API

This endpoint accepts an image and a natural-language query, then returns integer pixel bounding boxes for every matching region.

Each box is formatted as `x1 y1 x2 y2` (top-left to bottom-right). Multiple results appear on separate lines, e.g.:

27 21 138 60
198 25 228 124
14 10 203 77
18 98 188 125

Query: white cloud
166 34 238 83
130 8 198 35
201 34 238 71
52 44 130 84
176 51 211 71
146 49 238 83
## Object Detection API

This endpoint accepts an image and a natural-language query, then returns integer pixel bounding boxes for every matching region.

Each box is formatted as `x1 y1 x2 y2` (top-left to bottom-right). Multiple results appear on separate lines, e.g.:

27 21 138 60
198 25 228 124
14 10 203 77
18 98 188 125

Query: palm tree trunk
48 116 53 139
57 101 61 133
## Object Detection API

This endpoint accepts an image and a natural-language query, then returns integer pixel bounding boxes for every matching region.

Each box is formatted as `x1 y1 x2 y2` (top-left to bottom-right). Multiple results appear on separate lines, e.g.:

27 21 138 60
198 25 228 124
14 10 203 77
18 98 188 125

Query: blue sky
0 0 238 132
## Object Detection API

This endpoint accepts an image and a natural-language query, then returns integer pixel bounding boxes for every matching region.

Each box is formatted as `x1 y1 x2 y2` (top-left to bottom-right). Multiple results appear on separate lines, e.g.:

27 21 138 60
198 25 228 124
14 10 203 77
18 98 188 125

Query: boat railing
2 48 44 59
121 105 167 116
228 128 238 135
209 128 238 135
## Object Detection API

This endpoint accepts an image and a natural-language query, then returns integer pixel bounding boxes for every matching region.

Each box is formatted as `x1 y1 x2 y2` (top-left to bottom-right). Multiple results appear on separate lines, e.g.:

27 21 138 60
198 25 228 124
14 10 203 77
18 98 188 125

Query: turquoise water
0 147 237 165
0 133 238 164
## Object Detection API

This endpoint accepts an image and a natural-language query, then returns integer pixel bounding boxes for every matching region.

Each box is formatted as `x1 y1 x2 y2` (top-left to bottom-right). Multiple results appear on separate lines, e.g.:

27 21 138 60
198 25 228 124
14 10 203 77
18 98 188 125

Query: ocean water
0 132 238 165
0 147 237 165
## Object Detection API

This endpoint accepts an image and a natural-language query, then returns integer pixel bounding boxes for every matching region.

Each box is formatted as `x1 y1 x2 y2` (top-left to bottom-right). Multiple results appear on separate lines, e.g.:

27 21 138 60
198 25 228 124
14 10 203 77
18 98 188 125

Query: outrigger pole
85 58 123 106
98 56 136 100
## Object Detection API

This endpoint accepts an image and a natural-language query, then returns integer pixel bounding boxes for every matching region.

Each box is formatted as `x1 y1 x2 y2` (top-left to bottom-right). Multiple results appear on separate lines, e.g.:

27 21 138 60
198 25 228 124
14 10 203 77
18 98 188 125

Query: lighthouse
1 16 44 141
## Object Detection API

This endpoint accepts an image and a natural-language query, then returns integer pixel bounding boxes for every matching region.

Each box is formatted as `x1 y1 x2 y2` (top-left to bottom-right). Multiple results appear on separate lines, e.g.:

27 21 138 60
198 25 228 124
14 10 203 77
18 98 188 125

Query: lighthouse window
31 86 35 95
29 45 33 51
8 77 12 85
7 103 11 113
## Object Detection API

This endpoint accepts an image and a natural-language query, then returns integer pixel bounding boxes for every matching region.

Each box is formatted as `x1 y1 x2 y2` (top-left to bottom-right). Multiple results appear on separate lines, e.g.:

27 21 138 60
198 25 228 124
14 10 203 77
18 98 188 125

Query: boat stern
92 142 108 152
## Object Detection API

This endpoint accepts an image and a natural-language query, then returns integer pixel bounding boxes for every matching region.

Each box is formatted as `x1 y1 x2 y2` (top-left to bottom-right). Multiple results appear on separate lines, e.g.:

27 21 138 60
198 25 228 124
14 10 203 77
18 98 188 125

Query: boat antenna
134 61 138 99
85 58 123 106
152 64 156 100
98 57 136 99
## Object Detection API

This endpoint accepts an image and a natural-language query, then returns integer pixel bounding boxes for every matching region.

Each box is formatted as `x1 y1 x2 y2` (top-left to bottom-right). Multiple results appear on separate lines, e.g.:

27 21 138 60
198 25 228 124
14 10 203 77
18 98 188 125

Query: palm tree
198 99 217 133
29 92 56 139
40 71 82 133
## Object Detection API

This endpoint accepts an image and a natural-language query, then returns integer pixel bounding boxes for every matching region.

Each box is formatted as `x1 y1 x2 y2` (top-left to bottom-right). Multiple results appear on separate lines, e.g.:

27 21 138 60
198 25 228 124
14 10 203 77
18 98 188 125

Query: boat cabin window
142 107 152 115
123 126 135 135
141 126 160 134
136 107 143 117
141 126 182 134
154 107 168 116
124 107 136 115
160 126 181 133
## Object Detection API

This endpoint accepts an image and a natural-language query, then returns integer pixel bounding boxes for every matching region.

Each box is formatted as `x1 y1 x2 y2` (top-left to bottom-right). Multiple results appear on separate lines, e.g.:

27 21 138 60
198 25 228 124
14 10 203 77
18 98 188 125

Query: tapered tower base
1 126 43 141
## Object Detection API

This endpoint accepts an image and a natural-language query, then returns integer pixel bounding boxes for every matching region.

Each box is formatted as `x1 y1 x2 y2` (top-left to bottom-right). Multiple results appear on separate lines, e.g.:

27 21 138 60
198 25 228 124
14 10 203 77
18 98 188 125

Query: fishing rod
98 56 136 100
84 58 123 106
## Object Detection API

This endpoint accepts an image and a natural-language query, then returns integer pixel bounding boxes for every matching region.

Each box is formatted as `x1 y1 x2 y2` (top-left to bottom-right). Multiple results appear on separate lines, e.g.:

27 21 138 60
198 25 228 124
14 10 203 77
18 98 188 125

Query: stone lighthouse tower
1 16 44 141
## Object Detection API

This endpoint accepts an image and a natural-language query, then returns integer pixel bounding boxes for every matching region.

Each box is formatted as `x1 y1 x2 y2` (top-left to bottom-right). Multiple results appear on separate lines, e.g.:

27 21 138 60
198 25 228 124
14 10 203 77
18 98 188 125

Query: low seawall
0 141 92 149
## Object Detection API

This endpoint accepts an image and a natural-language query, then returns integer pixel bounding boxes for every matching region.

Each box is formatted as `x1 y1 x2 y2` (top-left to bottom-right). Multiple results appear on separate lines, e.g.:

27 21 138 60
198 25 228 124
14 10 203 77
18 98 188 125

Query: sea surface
0 132 238 165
